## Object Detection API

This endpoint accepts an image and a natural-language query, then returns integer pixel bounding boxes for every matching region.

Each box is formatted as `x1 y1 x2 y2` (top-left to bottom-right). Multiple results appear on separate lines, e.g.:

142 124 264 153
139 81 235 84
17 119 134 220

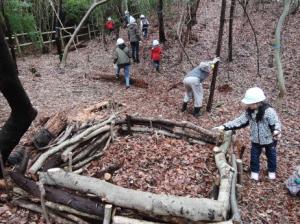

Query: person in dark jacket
181 57 220 117
140 15 149 38
213 87 282 181
127 17 141 63
113 38 132 88
151 40 161 72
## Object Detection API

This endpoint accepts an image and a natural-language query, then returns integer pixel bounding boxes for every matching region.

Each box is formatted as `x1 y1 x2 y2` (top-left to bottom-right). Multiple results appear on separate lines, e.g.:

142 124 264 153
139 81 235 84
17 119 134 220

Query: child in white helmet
140 15 149 38
151 40 161 72
113 38 132 88
213 87 282 181
181 57 220 117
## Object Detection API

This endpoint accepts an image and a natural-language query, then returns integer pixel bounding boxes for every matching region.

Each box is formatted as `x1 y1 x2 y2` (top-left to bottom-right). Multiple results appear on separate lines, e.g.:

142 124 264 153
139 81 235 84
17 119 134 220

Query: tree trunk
274 0 291 98
157 0 166 43
228 0 236 62
55 0 63 61
0 21 37 178
40 168 226 222
60 0 110 68
206 0 227 112
10 172 104 217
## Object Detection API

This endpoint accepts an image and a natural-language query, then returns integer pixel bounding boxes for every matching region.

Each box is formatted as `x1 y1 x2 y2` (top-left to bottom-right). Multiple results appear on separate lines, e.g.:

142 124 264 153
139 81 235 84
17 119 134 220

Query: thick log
40 168 227 222
10 172 104 217
29 116 114 174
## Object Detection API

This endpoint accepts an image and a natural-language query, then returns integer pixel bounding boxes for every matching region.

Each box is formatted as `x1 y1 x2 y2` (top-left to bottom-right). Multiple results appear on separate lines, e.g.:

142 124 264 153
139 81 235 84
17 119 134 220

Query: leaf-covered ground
0 1 299 223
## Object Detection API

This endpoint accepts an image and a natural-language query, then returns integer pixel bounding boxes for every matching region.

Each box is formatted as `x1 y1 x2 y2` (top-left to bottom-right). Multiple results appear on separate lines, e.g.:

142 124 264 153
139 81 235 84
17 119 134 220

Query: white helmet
152 40 159 46
116 38 125 46
107 17 112 21
125 10 129 15
129 16 136 24
241 87 266 104
199 62 212 73
140 14 145 19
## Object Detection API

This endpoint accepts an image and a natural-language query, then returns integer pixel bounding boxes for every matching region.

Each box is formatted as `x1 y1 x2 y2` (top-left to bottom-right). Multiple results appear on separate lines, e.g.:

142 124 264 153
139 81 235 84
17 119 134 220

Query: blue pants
152 60 160 71
116 65 130 87
251 141 277 173
130 41 139 62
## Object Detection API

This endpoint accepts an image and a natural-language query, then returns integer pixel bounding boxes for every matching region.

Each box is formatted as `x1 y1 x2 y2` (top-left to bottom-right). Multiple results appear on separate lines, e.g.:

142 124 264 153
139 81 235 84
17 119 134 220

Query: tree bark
0 20 37 178
60 0 110 67
206 0 227 112
157 0 167 43
10 172 105 217
228 0 236 62
55 0 63 61
274 0 291 98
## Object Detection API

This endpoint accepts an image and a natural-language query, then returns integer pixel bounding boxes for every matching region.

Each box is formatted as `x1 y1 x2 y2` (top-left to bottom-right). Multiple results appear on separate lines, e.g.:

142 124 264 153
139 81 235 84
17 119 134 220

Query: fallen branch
113 216 163 224
40 168 227 222
230 154 242 223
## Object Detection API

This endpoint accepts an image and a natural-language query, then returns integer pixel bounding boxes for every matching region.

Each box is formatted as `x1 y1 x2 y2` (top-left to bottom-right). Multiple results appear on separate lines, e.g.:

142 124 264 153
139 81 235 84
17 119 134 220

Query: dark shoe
136 59 140 64
116 74 120 80
181 102 188 112
193 107 202 117
126 86 130 89
7 146 24 165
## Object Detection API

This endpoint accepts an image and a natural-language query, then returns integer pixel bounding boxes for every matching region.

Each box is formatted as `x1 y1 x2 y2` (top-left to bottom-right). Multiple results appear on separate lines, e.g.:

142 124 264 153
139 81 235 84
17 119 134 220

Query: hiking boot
116 74 120 80
181 102 188 112
250 172 259 181
7 147 24 165
193 107 202 117
268 172 276 180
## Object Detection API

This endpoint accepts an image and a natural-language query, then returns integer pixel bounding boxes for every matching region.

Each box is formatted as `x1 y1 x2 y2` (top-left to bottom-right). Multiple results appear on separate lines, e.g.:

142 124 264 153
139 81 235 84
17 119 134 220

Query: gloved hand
212 57 220 64
273 130 282 140
212 125 225 132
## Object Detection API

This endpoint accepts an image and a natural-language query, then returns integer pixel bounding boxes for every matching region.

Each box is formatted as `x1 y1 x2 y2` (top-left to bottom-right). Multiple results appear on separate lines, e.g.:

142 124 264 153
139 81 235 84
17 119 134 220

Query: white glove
273 130 282 140
212 125 225 132
212 57 220 64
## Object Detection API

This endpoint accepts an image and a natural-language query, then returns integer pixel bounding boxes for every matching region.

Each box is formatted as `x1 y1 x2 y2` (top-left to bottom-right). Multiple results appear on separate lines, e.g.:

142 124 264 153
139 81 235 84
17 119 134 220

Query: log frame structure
10 112 240 223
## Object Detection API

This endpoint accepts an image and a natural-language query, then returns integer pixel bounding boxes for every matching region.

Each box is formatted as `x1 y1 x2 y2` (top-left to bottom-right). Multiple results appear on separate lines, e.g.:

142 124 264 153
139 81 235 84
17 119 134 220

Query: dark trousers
251 141 277 173
130 41 139 62
142 28 148 38
152 60 160 71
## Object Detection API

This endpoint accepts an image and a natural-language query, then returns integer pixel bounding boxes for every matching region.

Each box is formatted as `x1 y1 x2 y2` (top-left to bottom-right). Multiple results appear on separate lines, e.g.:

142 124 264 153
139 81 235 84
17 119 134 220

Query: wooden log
12 199 76 224
29 117 113 174
230 154 242 223
40 168 227 222
10 172 104 217
33 112 67 148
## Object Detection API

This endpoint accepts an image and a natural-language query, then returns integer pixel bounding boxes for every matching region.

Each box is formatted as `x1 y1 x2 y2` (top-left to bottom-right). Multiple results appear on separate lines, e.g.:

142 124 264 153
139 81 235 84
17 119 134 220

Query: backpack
142 19 149 28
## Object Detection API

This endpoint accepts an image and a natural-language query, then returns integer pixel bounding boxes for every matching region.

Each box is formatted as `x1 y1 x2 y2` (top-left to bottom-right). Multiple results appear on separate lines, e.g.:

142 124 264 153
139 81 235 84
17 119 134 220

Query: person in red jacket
105 17 115 35
151 40 161 72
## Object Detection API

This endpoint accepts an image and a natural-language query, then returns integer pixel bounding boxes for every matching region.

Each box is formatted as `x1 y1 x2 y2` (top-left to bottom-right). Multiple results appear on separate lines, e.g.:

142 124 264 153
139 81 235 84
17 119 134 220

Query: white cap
140 14 145 18
152 40 159 46
108 17 112 21
241 87 266 104
125 10 129 15
129 16 136 24
116 38 125 46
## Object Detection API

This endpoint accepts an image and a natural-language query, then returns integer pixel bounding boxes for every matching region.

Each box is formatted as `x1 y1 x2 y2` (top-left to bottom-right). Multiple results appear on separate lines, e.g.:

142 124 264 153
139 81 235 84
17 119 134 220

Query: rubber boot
181 102 188 112
193 107 202 117
7 147 24 165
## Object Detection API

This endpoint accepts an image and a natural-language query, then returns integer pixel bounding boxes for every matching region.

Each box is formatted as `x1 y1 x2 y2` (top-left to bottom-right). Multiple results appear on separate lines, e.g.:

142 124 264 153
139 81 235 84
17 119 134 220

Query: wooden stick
38 179 51 224
236 159 243 185
103 204 113 224
230 154 242 223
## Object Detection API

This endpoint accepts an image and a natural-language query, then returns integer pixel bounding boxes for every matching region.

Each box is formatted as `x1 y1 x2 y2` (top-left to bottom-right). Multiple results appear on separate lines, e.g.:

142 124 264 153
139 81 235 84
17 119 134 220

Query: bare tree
228 0 236 62
274 0 291 98
157 0 166 43
206 0 227 112
0 20 37 178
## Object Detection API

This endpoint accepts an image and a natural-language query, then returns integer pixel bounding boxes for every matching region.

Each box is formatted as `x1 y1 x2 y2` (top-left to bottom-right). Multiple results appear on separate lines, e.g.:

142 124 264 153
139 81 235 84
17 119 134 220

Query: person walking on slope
181 57 220 117
113 38 132 89
151 40 161 72
127 17 141 63
140 15 149 38
105 17 115 36
213 87 282 181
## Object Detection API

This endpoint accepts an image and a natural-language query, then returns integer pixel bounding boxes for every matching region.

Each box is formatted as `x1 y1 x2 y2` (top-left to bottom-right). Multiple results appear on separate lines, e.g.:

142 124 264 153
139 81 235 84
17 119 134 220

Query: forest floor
0 1 299 223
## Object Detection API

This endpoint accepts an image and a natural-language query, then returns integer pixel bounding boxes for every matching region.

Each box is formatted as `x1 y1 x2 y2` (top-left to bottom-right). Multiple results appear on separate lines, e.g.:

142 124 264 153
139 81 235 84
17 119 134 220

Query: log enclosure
11 106 241 224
